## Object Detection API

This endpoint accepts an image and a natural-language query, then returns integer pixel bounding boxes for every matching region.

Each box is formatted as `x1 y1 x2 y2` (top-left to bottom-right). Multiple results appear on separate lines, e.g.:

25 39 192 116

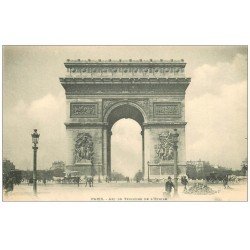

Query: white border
0 1 249 250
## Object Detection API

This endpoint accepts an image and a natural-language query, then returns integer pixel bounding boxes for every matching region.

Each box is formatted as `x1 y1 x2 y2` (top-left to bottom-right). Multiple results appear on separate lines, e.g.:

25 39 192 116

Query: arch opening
106 104 145 179
106 104 145 129
111 118 142 180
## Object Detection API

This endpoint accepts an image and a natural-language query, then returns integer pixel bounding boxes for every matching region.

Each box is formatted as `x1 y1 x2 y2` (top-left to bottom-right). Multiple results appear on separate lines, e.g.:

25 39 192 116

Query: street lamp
172 128 179 196
98 165 101 183
31 129 40 195
147 161 150 182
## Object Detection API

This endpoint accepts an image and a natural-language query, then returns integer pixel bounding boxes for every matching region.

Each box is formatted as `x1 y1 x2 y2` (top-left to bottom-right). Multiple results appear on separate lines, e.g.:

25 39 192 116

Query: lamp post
147 161 150 182
98 165 101 183
31 129 40 195
172 129 179 196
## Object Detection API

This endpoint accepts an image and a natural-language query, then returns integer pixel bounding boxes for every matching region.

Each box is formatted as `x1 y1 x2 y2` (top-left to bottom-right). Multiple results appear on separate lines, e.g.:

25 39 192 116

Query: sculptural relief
153 103 181 117
70 103 98 118
74 133 94 164
155 131 174 161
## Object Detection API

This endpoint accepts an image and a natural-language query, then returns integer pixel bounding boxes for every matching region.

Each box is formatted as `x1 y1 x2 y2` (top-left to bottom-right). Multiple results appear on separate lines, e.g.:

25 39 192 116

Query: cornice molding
60 77 191 84
64 59 186 66
62 59 189 79
143 122 187 127
65 122 106 129
65 121 187 129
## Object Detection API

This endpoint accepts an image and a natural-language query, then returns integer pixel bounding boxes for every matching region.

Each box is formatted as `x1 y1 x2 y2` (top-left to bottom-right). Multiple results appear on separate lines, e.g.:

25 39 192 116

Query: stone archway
60 59 191 179
103 102 146 177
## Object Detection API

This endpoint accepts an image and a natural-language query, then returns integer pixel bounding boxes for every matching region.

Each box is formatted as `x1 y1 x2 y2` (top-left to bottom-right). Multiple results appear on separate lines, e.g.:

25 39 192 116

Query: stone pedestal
143 125 186 180
66 163 92 176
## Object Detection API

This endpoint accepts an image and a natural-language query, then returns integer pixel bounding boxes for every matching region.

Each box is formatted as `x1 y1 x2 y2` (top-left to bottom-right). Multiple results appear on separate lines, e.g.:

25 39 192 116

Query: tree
186 165 197 179
111 171 126 181
2 159 23 190
20 170 33 181
52 168 65 177
134 170 143 182
241 164 248 176
3 159 15 173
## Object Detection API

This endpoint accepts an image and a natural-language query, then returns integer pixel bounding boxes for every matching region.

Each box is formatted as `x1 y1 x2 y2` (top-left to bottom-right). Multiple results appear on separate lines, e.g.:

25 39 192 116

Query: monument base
148 164 186 180
66 164 93 176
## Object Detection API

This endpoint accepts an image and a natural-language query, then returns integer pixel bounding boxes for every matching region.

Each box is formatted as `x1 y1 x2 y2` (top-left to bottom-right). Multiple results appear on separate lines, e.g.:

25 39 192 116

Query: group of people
165 174 231 198
164 176 189 198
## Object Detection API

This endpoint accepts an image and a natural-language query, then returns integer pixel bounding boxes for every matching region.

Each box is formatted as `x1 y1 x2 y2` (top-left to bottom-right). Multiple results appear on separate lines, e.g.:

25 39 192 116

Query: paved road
3 181 247 201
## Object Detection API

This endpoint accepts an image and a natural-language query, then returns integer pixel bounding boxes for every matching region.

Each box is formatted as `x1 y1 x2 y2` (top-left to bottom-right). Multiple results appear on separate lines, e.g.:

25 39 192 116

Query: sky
2 46 247 176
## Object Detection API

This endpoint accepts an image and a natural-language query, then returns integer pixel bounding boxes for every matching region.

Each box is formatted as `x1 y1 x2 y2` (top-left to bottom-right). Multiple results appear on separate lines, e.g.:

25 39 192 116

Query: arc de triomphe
59 59 191 179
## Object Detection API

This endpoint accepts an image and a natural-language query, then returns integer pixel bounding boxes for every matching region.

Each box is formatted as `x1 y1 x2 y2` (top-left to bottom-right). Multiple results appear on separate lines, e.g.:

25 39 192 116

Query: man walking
222 175 229 189
76 176 80 187
165 176 174 199
181 176 188 191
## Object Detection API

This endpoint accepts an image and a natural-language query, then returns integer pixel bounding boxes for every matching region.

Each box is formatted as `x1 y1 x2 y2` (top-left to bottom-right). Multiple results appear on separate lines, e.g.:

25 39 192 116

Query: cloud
188 53 247 98
186 54 247 168
186 78 247 168
3 91 67 170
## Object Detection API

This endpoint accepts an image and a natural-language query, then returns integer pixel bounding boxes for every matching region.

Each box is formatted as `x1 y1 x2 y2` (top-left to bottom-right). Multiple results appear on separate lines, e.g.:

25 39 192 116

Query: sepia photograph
2 45 248 202
1 1 250 250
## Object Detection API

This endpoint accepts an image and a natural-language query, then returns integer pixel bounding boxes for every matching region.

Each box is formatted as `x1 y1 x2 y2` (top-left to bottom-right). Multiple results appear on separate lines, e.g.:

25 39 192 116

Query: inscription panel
161 166 174 175
153 102 181 117
70 103 98 118
150 166 161 175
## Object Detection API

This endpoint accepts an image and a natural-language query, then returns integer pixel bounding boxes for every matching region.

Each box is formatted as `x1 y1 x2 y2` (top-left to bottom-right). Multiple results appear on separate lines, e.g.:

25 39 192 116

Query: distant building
50 161 65 170
186 160 209 172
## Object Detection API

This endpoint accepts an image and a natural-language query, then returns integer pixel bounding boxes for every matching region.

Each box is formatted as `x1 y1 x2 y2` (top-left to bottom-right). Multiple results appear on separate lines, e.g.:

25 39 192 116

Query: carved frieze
102 99 122 115
64 59 186 78
102 99 149 115
70 103 98 118
67 66 185 78
133 99 149 110
153 102 181 117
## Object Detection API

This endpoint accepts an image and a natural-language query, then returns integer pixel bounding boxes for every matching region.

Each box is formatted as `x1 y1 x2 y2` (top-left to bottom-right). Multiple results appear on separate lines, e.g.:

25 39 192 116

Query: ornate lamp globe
31 129 40 145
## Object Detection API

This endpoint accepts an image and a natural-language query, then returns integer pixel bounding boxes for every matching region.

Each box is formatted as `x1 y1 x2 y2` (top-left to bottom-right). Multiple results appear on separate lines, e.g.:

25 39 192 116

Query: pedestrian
43 178 46 185
165 176 174 199
85 176 93 187
85 176 88 187
222 175 229 189
136 176 139 183
28 178 33 186
76 177 80 187
106 176 111 183
181 176 188 190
